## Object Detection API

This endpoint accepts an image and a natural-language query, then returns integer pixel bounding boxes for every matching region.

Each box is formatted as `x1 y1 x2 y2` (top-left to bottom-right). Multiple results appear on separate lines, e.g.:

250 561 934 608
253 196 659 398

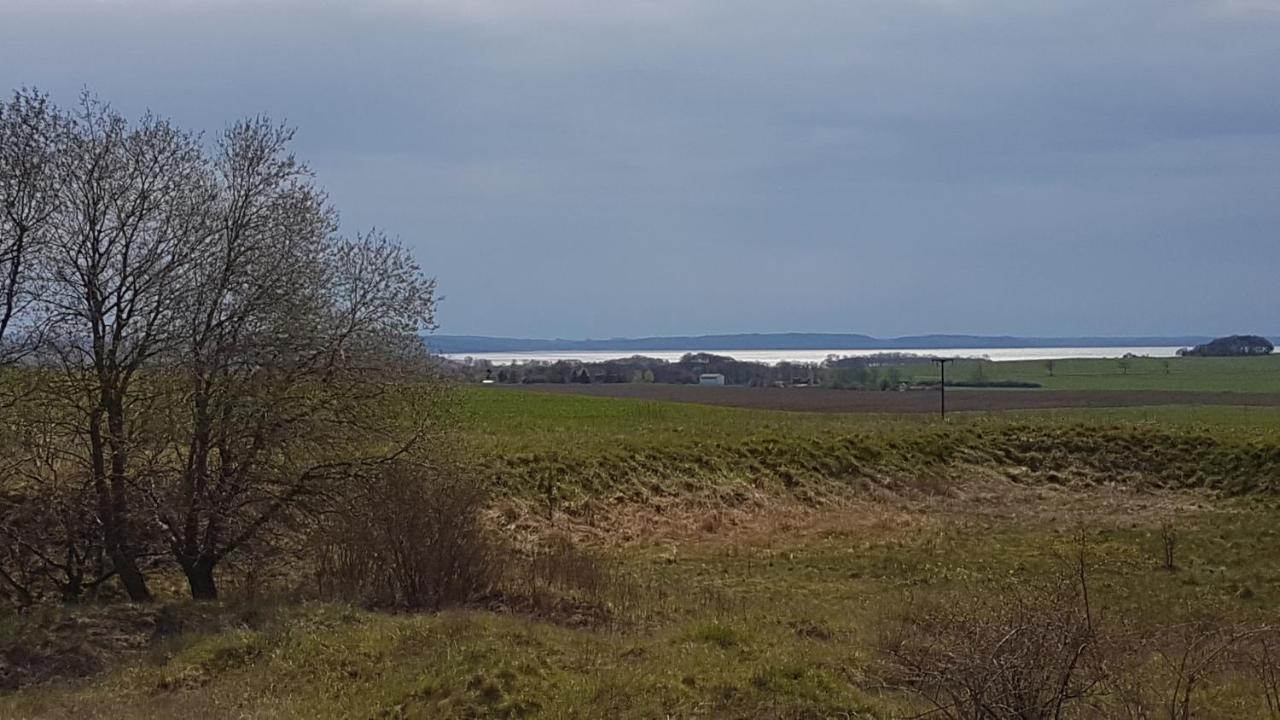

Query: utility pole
932 358 954 419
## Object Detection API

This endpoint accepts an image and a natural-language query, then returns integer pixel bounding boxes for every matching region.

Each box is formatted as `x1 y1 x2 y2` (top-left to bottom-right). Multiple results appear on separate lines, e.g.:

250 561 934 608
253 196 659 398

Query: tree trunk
61 576 83 604
177 390 220 603
89 405 151 602
112 553 151 602
105 392 152 603
183 558 218 601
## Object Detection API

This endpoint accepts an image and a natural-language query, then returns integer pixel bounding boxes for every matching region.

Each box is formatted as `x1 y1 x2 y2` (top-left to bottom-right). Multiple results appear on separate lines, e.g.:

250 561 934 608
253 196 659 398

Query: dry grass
486 455 1217 563
5 486 1280 719
6 391 1280 718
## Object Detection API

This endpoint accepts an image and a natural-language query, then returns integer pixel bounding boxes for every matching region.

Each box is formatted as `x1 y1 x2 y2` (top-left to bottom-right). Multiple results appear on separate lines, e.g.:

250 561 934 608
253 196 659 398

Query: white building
698 373 725 386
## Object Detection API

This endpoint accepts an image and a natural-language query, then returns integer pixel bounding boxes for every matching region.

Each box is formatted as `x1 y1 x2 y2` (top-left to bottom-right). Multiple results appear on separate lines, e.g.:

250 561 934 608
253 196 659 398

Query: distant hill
426 333 1220 355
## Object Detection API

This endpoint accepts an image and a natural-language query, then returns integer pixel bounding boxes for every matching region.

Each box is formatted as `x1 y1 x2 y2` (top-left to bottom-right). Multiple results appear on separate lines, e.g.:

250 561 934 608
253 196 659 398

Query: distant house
699 373 725 386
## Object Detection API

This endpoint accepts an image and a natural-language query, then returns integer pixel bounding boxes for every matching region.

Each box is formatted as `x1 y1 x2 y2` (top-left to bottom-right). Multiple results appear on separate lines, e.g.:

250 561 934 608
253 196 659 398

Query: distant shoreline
427 332 1222 355
442 346 1188 365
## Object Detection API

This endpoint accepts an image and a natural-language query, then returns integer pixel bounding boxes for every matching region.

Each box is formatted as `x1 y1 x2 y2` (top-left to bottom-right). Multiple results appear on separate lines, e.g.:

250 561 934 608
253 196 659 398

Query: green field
460 387 1280 500
459 383 1280 440
7 386 1280 718
896 353 1280 392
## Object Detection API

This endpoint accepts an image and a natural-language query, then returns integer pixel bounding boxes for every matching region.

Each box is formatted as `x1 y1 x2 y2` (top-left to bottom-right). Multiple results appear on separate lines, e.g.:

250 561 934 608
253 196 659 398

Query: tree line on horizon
451 352 948 389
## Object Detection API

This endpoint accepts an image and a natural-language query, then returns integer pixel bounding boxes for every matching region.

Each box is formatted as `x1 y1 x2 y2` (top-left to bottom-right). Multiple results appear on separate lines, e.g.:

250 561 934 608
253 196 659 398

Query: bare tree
36 94 213 601
3 90 442 605
0 88 60 365
147 119 439 600
0 89 62 605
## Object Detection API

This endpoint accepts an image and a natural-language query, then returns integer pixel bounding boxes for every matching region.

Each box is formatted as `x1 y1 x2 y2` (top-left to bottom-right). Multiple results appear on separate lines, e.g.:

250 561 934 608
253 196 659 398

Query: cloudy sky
3 0 1277 339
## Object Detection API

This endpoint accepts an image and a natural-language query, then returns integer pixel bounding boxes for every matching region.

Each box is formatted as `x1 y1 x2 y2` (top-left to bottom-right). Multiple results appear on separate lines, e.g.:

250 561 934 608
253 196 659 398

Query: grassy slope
460 385 1280 455
10 500 1280 719
895 354 1280 392
8 388 1280 718
460 388 1280 505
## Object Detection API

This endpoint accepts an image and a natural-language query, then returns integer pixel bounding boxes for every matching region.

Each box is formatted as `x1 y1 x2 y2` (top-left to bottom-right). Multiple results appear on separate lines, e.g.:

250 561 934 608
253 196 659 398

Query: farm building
699 373 726 386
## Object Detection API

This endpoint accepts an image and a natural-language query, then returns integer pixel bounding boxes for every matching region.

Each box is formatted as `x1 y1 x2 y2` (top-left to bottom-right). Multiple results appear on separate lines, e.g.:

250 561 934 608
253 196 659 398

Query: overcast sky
3 0 1277 339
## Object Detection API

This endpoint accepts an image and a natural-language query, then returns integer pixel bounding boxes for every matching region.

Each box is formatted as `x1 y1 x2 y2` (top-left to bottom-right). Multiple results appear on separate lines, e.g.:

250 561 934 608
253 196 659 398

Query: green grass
9 500 1280 719
459 385 1280 448
458 388 1280 505
895 353 1280 392
9 386 1280 718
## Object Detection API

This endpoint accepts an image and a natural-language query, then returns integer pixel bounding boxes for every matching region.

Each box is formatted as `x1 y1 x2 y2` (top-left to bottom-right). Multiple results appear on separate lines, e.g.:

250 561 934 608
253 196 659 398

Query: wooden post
932 358 954 419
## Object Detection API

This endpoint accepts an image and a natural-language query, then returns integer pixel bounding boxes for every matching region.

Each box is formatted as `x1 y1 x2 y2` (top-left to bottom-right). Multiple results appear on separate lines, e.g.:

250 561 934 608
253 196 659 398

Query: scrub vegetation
6 388 1280 718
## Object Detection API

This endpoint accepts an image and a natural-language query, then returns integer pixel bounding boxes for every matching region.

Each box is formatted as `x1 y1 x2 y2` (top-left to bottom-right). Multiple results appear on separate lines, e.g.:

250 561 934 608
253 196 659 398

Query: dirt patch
508 383 1280 414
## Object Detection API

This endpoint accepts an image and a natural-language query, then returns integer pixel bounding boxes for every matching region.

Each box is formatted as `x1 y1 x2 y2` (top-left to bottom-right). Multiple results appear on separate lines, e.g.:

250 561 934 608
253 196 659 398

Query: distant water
446 346 1186 365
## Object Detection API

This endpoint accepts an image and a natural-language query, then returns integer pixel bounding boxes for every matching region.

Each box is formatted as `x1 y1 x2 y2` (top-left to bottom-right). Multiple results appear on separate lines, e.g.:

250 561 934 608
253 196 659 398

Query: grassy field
896 353 1280 392
6 387 1280 718
9 492 1280 719
460 387 1280 500
459 384 1280 443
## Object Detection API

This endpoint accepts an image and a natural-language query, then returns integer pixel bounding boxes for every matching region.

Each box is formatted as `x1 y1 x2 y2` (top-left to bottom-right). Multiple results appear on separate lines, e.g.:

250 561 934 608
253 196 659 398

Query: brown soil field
511 383 1280 414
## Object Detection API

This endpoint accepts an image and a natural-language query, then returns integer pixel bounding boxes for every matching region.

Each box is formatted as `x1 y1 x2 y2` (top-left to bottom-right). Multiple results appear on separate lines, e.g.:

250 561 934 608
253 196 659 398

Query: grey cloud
2 0 1277 338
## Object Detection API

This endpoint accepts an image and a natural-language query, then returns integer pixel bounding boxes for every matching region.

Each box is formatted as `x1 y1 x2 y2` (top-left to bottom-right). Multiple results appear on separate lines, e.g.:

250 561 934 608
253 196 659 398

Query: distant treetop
1177 335 1274 357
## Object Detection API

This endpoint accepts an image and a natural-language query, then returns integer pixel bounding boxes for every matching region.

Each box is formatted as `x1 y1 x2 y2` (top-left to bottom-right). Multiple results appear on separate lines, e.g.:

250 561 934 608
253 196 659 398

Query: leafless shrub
0 409 120 606
1160 521 1177 571
879 572 1105 719
525 533 609 598
497 532 649 628
1241 628 1280 716
1153 619 1270 720
1092 615 1280 719
0 485 116 606
314 461 499 610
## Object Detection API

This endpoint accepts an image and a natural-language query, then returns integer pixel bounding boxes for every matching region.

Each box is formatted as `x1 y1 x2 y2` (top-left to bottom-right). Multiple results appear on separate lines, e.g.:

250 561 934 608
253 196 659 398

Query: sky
2 0 1278 339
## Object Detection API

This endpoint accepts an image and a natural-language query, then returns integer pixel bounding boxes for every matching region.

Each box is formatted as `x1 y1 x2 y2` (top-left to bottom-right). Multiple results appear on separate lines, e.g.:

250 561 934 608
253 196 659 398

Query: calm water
447 346 1186 365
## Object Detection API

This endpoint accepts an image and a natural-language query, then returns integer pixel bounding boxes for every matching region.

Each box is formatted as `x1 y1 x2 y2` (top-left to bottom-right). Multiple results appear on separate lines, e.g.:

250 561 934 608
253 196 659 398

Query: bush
879 573 1104 719
314 461 500 610
878 561 1280 719
499 533 643 627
